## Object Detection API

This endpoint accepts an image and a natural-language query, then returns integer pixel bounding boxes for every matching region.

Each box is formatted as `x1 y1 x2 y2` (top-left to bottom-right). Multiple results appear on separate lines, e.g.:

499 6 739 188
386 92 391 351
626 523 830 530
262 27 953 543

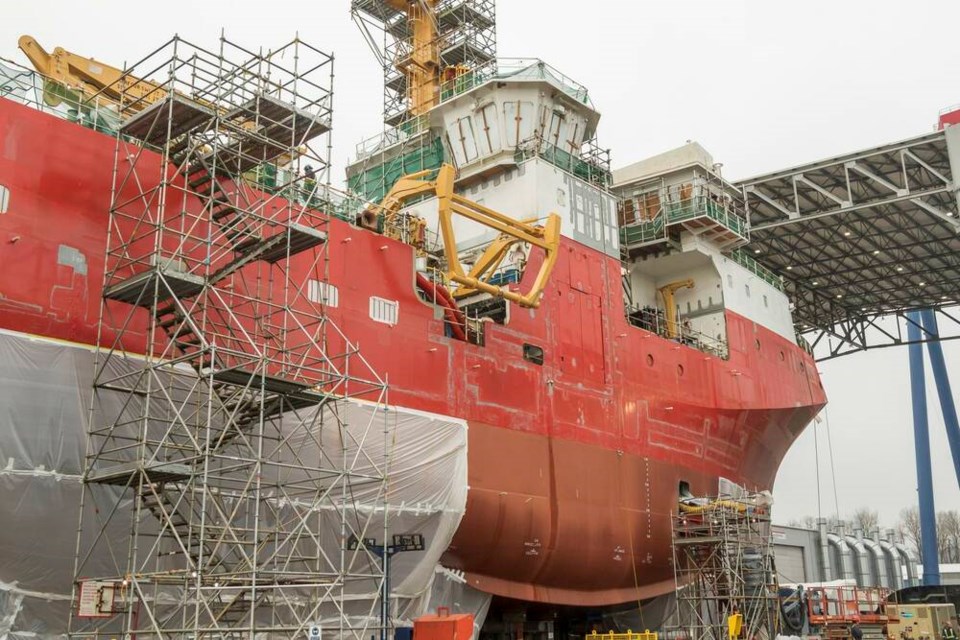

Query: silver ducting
827 532 855 581
818 518 833 582
876 529 901 591
890 527 919 587
845 533 873 585
860 532 889 588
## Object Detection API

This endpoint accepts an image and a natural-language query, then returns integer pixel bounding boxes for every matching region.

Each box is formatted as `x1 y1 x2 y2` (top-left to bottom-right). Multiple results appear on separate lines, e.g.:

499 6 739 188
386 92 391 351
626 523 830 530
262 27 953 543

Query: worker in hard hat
941 622 957 640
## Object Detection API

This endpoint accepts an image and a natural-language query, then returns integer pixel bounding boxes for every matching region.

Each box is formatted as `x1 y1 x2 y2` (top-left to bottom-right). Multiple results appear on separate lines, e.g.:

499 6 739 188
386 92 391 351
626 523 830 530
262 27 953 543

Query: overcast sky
5 0 960 531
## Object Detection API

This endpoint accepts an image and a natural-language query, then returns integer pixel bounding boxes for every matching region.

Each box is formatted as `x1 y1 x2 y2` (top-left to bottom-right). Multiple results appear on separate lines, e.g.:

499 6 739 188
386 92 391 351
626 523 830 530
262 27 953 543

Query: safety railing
620 180 749 249
588 630 658 640
805 586 894 626
513 135 611 187
726 249 785 292
436 57 593 107
0 58 121 134
354 114 431 160
626 304 729 359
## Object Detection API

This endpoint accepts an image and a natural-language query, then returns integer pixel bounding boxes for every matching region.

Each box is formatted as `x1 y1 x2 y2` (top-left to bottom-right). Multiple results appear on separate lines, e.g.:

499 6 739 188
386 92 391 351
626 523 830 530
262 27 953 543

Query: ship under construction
0 1 833 638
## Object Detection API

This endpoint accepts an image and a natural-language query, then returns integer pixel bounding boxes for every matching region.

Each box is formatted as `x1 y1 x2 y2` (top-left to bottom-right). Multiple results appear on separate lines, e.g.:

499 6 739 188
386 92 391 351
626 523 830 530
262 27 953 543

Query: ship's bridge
737 126 960 360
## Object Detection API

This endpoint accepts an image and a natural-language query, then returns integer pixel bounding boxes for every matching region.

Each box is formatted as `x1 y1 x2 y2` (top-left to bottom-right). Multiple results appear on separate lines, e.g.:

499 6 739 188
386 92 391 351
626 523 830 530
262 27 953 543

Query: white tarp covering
0 330 483 638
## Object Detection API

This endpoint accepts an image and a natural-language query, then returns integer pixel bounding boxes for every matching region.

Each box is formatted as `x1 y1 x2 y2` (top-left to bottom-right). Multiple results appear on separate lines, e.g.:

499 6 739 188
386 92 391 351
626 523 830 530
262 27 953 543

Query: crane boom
18 35 165 112
377 164 561 309
658 278 695 339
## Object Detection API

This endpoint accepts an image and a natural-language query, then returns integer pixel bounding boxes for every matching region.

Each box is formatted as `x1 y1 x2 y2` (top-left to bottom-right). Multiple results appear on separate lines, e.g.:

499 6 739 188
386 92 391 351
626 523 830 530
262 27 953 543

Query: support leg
907 310 940 586
920 309 960 487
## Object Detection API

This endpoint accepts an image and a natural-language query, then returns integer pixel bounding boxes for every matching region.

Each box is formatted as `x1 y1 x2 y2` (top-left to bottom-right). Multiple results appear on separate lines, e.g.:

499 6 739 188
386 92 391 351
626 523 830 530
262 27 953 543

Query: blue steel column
907 310 940 586
921 309 960 486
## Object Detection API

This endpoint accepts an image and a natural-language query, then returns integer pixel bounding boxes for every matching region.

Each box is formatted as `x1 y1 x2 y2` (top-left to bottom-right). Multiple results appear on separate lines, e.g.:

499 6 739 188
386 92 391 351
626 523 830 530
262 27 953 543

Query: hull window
369 296 399 326
308 280 339 308
0 184 8 213
523 343 544 366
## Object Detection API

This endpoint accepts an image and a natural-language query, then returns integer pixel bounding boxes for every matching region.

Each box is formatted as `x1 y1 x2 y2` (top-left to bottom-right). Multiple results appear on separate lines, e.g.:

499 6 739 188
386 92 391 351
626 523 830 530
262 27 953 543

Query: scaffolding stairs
139 483 230 573
94 89 334 602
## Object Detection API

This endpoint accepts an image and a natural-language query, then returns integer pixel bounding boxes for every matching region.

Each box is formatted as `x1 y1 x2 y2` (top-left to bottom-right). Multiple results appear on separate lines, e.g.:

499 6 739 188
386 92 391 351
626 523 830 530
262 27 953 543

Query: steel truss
70 35 392 639
671 496 780 640
738 129 960 360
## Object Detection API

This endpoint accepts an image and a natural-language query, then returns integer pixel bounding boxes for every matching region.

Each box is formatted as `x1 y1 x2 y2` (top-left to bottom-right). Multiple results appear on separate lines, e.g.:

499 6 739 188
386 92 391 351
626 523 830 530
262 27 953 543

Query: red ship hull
0 97 825 605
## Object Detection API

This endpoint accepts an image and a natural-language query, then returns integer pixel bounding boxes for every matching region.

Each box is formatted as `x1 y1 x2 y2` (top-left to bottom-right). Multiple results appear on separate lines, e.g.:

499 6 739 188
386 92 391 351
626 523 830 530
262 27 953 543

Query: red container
413 608 475 640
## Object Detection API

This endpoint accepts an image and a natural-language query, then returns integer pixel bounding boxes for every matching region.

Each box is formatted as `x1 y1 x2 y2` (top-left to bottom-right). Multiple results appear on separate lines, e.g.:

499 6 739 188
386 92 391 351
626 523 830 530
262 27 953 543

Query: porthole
0 184 8 214
755 338 761 351
779 351 785 361
646 354 654 366
677 364 684 376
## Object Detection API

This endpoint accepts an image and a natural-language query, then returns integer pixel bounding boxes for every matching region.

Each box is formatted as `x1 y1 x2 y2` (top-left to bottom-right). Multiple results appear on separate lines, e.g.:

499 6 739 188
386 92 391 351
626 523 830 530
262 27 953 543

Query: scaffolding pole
671 494 780 640
69 33 391 640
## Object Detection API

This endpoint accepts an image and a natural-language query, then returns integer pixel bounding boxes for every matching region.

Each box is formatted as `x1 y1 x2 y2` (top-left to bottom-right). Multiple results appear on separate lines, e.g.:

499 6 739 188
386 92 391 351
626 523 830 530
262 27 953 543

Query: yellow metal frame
378 164 561 309
19 36 165 112
380 0 440 116
587 630 659 640
657 278 695 339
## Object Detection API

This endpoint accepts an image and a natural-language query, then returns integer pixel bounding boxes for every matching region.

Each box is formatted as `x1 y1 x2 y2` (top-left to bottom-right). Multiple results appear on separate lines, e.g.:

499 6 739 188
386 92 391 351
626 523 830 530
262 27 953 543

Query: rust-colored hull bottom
447 410 813 606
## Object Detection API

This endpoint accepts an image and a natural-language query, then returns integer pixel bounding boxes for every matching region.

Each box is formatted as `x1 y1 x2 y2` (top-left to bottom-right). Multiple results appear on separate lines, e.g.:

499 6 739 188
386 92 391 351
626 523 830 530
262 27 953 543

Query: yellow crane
377 164 561 308
18 35 165 112
379 0 442 117
658 278 695 339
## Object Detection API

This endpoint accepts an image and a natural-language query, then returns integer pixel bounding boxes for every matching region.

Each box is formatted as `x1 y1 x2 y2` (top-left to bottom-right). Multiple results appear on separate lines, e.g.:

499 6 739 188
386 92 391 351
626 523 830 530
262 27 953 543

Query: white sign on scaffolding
77 580 118 618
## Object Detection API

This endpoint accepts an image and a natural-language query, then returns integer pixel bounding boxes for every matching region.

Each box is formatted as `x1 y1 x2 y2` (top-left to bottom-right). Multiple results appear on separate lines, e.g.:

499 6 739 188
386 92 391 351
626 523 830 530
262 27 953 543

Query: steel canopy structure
738 126 960 360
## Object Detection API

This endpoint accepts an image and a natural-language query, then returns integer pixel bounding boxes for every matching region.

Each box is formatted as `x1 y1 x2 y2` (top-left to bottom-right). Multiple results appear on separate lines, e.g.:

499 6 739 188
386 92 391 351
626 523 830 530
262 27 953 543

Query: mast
351 0 496 126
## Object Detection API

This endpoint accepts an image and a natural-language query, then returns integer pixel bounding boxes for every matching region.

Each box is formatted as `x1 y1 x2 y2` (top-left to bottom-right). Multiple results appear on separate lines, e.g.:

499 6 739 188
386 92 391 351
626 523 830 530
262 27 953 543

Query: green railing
662 197 749 239
620 215 665 246
621 195 749 248
437 58 593 107
513 139 610 188
348 136 445 204
726 249 784 292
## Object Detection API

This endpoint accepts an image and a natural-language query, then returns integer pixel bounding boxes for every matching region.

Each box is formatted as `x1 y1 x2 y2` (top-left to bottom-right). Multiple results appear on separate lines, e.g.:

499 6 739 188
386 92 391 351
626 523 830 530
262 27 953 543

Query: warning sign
77 580 117 618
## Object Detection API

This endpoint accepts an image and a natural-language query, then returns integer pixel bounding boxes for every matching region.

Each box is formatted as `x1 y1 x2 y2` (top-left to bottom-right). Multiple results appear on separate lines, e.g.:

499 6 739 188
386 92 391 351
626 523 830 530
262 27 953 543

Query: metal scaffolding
70 34 391 639
351 0 496 127
671 494 780 640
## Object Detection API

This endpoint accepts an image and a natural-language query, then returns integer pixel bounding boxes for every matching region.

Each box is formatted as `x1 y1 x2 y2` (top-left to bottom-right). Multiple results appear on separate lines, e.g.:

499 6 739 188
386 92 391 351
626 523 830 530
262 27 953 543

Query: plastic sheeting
0 330 480 638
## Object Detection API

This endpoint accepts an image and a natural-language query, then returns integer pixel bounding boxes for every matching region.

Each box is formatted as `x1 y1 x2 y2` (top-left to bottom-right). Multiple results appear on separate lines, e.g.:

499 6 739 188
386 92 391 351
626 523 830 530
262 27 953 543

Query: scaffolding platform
211 367 313 395
120 95 216 146
208 224 328 283
87 461 192 487
671 493 779 640
440 39 495 66
437 2 496 31
104 267 205 306
260 223 328 262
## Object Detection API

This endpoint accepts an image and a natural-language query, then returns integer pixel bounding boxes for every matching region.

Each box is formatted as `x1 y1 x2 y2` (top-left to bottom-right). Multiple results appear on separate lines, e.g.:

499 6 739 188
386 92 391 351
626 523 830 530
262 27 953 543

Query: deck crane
18 35 166 112
376 0 442 117
658 279 695 339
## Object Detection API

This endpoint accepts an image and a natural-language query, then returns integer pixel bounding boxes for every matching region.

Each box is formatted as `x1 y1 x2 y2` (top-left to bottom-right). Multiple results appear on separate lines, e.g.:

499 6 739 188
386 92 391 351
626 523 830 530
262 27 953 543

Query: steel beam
920 309 960 488
907 309 940 586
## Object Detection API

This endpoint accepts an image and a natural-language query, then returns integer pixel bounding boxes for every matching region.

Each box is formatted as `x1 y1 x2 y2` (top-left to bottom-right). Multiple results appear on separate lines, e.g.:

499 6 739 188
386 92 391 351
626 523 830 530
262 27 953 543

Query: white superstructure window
0 185 9 214
308 280 339 307
369 296 399 326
